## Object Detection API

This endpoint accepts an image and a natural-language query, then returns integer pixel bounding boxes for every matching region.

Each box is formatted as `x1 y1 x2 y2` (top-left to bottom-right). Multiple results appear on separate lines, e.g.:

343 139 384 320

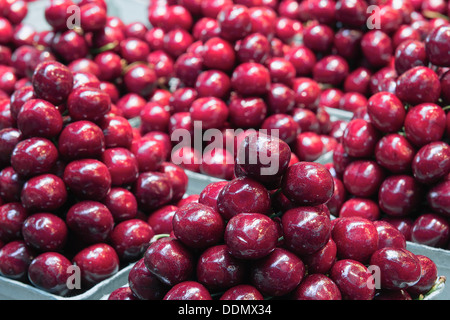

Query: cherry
250 247 305 297
225 212 279 260
395 66 441 105
163 281 212 300
144 236 194 286
99 115 133 149
67 86 111 122
292 273 342 300
281 162 334 206
110 219 154 262
312 55 349 86
394 40 428 75
261 114 300 145
228 96 267 129
375 133 415 174
0 167 25 203
127 257 169 300
425 25 450 67
410 213 450 248
392 25 421 48
220 284 264 300
32 61 73 106
382 216 414 242
291 107 320 133
236 32 271 64
44 0 75 31
294 132 324 162
217 4 252 42
11 138 58 178
370 247 421 290
79 2 107 32
301 237 337 275
0 202 28 243
282 205 331 256
265 57 296 86
342 160 385 197
344 67 371 95
330 259 375 300
303 23 334 54
342 119 380 158
10 85 35 120
374 220 407 250
58 120 105 160
335 0 368 28
108 287 138 300
216 177 271 220
51 30 89 63
378 175 422 217
332 216 378 263
123 63 157 98
169 87 198 113
171 146 200 173
130 136 167 173
370 66 398 95
404 103 446 147
284 45 316 77
172 202 225 250
427 180 450 217
275 17 303 43
0 240 35 281
231 62 271 96
333 28 363 61
407 255 439 296
102 147 139 187
198 181 228 213
22 213 68 252
235 132 291 188
412 141 450 185
94 51 122 82
200 148 234 180
72 243 119 288
292 77 320 110
367 92 405 134
27 252 72 296
201 37 236 71
174 52 203 88
196 244 247 292
192 17 220 41
361 30 393 68
147 205 177 235
339 198 380 221
189 96 229 130
133 172 173 213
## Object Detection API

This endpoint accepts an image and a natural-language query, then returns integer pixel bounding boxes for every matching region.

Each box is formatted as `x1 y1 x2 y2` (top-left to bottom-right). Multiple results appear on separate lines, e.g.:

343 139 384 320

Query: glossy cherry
375 133 415 174
32 61 73 106
22 213 68 252
281 162 334 206
128 257 170 300
220 284 264 300
282 205 331 256
395 66 441 105
330 259 375 300
378 175 422 217
412 142 450 185
404 103 446 147
231 62 271 97
407 255 439 296
133 172 173 213
367 92 405 133
72 243 119 288
0 202 28 243
427 180 450 217
144 236 194 286
216 177 271 220
374 220 407 250
410 213 450 248
0 240 35 281
292 273 342 300
342 119 380 158
27 252 73 296
163 281 212 300
339 198 380 221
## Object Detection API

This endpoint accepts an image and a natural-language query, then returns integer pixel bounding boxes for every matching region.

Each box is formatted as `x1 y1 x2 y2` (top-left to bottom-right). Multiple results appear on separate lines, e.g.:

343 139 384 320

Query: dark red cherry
133 172 173 213
0 240 35 281
361 30 393 68
342 119 380 158
427 180 450 217
163 281 212 300
332 216 378 263
292 273 342 300
412 142 450 185
375 133 415 173
281 162 334 206
425 25 450 67
312 55 349 86
335 0 368 28
395 66 441 105
394 40 428 75
343 160 385 198
72 243 119 288
63 159 111 200
282 205 331 256
339 198 380 221
217 4 252 42
21 173 67 213
367 92 406 134
22 213 68 252
231 62 271 97
67 86 111 122
404 103 446 147
32 61 73 106
202 37 236 71
220 284 264 300
228 96 267 129
11 138 58 178
407 255 439 296
378 175 422 217
330 259 375 300
225 212 279 260
370 247 421 290
284 45 316 77
216 177 271 220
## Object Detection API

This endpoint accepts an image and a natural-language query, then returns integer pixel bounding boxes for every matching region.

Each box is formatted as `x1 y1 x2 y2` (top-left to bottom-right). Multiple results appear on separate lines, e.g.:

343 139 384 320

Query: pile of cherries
108 132 442 300
0 0 192 297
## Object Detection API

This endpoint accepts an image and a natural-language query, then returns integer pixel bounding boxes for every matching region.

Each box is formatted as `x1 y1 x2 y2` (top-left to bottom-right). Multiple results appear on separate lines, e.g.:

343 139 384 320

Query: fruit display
0 0 446 301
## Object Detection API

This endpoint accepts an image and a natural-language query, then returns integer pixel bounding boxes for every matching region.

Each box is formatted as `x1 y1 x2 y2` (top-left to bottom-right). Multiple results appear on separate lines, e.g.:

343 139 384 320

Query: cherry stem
442 105 450 111
418 276 446 300
90 41 119 55
149 233 171 243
